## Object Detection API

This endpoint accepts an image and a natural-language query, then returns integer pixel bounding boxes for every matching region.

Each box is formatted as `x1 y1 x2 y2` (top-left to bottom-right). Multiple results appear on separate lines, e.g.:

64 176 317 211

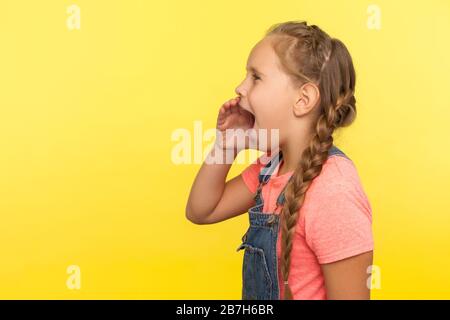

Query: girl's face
235 36 299 146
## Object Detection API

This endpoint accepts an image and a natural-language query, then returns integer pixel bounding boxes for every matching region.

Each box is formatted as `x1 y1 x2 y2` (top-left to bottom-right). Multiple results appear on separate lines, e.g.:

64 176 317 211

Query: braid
265 20 357 299
280 92 356 299
280 110 334 299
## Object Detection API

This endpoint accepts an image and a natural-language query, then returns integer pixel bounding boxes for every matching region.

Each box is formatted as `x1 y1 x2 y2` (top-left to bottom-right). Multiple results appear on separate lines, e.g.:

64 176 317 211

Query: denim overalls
236 145 350 300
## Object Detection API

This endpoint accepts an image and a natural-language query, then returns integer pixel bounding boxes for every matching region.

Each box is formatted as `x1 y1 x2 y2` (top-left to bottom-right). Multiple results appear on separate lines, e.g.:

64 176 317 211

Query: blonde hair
264 20 357 299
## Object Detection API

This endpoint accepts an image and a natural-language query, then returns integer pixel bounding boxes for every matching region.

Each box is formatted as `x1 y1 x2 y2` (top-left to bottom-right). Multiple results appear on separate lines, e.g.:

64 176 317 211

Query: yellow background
0 0 449 299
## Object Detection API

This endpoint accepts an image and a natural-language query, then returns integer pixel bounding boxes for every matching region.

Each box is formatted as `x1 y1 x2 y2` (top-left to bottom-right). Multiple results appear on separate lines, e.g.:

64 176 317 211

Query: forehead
246 37 282 74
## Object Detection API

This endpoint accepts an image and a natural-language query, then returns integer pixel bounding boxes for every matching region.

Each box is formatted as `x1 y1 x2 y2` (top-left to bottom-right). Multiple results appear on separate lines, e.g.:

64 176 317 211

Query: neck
277 131 316 176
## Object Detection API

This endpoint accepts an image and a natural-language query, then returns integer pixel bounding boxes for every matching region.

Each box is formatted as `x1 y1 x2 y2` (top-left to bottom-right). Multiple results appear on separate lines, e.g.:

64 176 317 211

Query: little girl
186 20 374 300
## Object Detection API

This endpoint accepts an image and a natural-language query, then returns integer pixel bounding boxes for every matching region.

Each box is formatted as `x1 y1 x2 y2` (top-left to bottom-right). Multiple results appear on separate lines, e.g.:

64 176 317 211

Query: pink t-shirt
241 151 374 300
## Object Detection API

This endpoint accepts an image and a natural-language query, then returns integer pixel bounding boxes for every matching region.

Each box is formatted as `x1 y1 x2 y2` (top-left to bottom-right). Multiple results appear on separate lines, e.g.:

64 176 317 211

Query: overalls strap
258 152 283 185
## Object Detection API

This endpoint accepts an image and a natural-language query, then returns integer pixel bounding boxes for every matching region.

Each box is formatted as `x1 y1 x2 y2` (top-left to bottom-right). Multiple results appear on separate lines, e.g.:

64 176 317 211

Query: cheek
248 88 289 129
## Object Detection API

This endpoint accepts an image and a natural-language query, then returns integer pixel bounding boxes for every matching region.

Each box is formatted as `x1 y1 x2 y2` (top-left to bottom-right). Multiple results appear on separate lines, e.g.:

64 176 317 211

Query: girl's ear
292 82 320 117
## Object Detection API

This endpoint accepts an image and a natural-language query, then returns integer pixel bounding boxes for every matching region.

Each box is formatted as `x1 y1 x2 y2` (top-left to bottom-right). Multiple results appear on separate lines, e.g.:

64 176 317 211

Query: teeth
240 107 255 127
237 102 256 127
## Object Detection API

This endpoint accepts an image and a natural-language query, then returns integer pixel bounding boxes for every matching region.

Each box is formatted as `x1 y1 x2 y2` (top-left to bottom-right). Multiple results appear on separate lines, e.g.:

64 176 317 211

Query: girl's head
235 20 356 148
237 20 357 299
234 34 306 142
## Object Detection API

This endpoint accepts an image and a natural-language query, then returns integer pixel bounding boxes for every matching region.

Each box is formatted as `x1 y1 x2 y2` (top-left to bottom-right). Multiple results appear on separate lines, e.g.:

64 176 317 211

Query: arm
185 147 255 225
321 250 373 300
185 95 257 225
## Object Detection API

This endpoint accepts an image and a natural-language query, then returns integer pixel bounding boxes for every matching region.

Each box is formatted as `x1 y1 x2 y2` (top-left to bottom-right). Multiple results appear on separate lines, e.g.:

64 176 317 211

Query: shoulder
301 154 373 231
308 154 367 198
301 155 374 263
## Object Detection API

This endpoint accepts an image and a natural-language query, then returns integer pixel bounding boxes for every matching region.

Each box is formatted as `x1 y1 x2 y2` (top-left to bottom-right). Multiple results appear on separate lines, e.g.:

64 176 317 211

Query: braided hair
264 20 357 299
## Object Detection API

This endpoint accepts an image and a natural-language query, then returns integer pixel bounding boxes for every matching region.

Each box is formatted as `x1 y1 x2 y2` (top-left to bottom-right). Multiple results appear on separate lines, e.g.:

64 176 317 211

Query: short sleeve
240 152 271 194
304 179 374 264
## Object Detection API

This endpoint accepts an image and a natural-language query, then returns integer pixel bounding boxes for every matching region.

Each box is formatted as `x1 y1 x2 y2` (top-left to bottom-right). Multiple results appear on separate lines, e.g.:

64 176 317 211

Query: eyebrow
246 65 265 76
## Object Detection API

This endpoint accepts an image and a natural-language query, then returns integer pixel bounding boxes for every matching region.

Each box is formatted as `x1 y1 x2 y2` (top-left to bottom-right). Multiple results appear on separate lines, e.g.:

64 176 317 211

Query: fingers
224 96 240 109
217 96 241 129
219 96 240 117
227 96 241 114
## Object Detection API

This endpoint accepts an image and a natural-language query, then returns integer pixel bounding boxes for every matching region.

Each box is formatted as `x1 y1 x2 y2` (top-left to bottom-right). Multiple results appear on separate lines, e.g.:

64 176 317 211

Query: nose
235 82 246 98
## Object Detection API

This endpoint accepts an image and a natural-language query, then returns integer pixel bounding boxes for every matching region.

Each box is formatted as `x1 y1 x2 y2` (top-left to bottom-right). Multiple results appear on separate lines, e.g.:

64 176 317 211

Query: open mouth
238 103 256 129
249 113 256 128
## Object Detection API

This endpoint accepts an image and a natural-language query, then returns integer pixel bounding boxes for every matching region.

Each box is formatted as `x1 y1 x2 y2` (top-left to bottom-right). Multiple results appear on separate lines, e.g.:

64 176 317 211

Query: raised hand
215 96 256 153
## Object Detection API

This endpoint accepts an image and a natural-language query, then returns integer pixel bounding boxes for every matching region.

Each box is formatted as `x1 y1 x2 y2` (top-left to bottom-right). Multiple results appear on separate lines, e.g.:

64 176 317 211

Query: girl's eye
252 74 261 81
